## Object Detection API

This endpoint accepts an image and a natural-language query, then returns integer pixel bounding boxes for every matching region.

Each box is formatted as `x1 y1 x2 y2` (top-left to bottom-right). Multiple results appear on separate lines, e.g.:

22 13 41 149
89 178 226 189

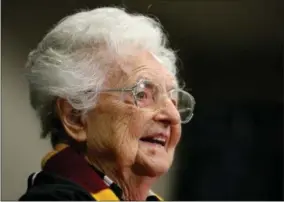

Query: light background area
2 2 179 200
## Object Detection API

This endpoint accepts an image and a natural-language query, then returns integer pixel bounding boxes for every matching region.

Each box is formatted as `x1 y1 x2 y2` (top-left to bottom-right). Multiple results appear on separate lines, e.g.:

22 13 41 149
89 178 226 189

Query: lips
139 134 168 147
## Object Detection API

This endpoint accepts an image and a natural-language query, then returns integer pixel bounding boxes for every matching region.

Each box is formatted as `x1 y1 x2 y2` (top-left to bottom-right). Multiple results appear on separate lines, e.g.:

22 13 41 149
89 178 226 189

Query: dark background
3 0 283 200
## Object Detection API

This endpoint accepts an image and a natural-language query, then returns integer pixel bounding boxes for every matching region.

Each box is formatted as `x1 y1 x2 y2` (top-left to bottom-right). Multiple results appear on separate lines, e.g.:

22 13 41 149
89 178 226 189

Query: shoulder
19 172 95 201
19 183 95 201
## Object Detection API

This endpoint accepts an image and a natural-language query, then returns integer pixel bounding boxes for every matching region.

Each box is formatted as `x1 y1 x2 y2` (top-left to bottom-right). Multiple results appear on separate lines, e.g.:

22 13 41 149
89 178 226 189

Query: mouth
139 135 167 147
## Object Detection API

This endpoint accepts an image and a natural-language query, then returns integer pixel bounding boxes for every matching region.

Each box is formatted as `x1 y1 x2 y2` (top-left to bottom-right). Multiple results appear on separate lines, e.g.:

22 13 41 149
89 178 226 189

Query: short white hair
26 7 178 144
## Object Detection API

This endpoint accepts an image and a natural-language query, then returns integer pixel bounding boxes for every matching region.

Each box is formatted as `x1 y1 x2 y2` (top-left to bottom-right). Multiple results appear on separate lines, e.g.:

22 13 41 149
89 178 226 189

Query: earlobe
56 98 87 142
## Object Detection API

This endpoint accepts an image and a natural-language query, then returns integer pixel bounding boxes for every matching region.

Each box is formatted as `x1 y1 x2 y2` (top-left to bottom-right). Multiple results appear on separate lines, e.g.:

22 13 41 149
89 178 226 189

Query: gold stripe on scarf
91 188 120 201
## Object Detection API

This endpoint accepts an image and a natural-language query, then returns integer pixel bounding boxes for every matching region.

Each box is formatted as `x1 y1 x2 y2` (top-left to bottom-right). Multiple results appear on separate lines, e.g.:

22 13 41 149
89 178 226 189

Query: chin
151 156 173 176
134 153 173 177
149 163 171 177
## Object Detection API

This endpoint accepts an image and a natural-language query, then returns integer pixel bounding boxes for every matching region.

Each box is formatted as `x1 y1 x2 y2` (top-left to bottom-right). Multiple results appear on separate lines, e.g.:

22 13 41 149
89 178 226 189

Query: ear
56 98 87 142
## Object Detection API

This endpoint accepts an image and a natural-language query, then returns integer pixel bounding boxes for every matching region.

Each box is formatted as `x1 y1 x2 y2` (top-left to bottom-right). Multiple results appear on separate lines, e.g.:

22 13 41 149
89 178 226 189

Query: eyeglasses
101 79 195 124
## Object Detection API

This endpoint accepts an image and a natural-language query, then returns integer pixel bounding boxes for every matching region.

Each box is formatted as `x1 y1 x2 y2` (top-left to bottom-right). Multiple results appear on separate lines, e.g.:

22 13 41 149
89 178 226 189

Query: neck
86 154 157 201
117 170 156 201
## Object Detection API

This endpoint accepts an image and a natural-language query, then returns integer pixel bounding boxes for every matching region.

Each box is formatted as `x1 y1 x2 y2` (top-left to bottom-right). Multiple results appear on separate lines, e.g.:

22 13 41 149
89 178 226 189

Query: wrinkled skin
57 50 182 200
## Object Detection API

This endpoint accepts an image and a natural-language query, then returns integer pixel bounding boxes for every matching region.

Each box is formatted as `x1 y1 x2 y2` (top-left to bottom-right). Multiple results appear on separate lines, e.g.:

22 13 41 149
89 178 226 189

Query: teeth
153 137 166 143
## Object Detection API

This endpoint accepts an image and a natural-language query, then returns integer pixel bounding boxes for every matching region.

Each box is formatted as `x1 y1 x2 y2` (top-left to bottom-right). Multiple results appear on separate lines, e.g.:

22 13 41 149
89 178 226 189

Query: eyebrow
136 77 179 91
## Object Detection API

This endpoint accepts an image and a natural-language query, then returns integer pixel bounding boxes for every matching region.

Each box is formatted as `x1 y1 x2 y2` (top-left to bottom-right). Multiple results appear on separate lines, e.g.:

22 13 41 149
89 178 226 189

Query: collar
41 144 163 201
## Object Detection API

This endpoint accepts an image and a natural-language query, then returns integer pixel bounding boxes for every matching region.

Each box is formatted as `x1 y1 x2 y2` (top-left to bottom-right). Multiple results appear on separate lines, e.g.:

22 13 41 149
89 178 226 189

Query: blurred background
2 0 283 200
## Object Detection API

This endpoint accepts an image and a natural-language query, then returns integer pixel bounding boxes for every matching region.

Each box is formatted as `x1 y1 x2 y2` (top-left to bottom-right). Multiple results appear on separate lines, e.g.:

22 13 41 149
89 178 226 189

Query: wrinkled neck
85 154 157 201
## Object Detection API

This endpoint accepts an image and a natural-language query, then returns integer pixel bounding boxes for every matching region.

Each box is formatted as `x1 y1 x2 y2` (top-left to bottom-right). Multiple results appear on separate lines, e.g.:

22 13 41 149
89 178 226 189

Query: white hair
26 7 178 144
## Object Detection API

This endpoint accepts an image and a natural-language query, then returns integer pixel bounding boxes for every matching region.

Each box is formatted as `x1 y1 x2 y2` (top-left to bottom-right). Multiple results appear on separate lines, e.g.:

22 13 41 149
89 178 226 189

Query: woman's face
85 51 182 177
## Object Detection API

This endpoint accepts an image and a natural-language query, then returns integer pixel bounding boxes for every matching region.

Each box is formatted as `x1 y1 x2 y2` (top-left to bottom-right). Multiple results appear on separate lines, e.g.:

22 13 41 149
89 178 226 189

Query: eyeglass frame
99 79 196 124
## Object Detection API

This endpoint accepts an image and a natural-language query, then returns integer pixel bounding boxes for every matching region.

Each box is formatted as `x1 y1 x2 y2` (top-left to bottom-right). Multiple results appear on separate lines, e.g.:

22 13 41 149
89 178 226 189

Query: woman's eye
136 91 148 100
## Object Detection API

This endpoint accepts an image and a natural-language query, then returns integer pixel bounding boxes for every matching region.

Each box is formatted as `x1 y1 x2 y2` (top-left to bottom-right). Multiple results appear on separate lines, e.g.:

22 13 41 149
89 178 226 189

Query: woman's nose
153 97 181 126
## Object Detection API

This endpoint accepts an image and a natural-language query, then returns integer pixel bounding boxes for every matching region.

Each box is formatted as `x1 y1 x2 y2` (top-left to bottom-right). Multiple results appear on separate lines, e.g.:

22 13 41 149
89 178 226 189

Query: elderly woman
19 7 195 201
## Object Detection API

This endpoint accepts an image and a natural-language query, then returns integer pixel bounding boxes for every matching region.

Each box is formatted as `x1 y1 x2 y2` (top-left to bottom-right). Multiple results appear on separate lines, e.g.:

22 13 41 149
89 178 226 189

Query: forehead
114 51 177 88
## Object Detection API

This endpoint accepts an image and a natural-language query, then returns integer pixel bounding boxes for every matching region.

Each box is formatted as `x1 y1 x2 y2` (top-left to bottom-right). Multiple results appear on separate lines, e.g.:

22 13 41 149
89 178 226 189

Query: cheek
169 125 182 149
127 110 151 139
85 114 115 153
86 105 142 154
